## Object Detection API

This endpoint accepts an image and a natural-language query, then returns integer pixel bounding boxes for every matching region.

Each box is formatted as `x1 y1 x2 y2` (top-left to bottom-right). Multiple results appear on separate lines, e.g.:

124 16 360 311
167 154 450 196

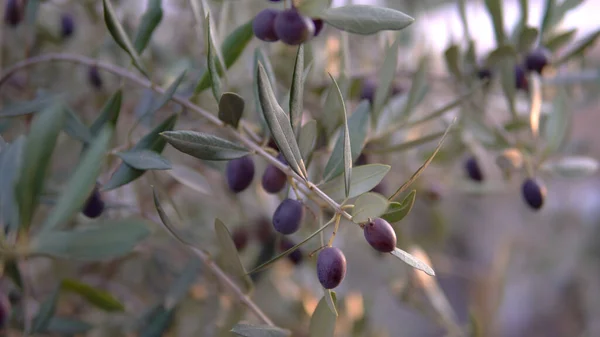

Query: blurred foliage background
1 0 600 336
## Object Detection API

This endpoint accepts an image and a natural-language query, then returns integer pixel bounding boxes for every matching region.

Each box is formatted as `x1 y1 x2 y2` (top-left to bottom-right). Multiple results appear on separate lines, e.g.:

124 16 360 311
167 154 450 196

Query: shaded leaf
373 34 401 122
253 48 277 134
298 0 333 17
517 26 538 53
399 57 429 121
556 28 600 65
321 5 414 35
351 192 389 224
257 63 307 179
218 92 245 128
371 128 454 154
102 0 148 76
0 94 64 117
214 219 253 293
167 164 212 195
391 248 435 276
290 45 305 136
61 279 125 312
90 89 122 137
116 149 172 170
139 305 175 337
381 190 416 224
165 258 201 309
161 131 248 161
31 285 61 333
194 20 254 94
298 119 318 163
133 0 163 53
134 70 186 126
542 88 569 154
324 289 338 316
206 14 222 101
328 73 352 197
444 44 462 81
539 0 556 41
309 295 336 337
64 107 93 143
319 164 390 202
484 0 505 45
544 29 577 52
41 127 113 231
320 73 350 136
30 219 151 261
231 323 291 337
46 317 93 335
103 113 178 191
16 103 67 230
0 136 25 232
541 156 598 178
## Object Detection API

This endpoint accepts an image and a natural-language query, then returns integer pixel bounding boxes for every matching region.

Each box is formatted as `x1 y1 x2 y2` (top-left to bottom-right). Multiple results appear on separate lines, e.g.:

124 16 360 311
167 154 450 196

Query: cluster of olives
252 2 323 46
225 152 289 195
464 156 547 211
5 1 75 40
477 48 551 91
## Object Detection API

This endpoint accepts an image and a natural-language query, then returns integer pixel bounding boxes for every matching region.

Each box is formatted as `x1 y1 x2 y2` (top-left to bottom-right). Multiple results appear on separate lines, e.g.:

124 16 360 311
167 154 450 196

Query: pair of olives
252 7 323 46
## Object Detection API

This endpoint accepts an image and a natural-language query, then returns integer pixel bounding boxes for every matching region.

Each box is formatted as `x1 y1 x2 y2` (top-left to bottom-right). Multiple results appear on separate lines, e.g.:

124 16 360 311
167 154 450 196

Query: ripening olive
359 78 377 105
274 8 315 45
272 198 304 235
363 218 397 253
226 156 255 193
232 228 249 252
477 68 493 81
253 8 280 42
355 153 368 166
521 177 546 210
61 13 75 38
317 247 347 289
465 156 483 182
279 238 303 265
254 217 274 244
82 186 105 218
4 0 22 27
262 154 288 194
515 65 529 91
525 48 550 74
312 18 324 37
88 66 103 89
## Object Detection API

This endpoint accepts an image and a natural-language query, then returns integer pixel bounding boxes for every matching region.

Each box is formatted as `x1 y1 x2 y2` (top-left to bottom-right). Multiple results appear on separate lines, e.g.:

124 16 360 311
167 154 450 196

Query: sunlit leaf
61 279 125 312
381 190 416 223
484 0 505 45
327 74 352 197
528 74 542 138
351 192 389 224
541 156 598 178
253 48 277 134
218 92 245 128
556 28 600 65
309 294 337 337
319 164 390 202
297 0 333 17
290 45 305 136
214 218 253 293
133 0 163 53
321 5 414 35
391 248 435 276
231 323 291 337
161 131 249 161
324 289 338 316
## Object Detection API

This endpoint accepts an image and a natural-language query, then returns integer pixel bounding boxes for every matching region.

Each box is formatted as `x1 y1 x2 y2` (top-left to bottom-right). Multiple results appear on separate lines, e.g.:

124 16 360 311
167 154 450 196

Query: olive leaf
0 136 25 232
319 164 391 202
391 248 435 276
351 192 389 224
321 5 414 35
298 119 318 163
116 149 172 170
46 318 93 335
373 34 401 120
90 89 122 137
444 44 462 81
327 73 352 197
206 14 222 102
540 156 598 178
483 0 505 45
309 294 337 337
161 131 249 161
231 323 291 337
31 285 61 333
556 28 600 65
381 190 416 224
290 45 305 136
61 279 125 312
218 92 245 128
133 0 163 53
214 219 253 293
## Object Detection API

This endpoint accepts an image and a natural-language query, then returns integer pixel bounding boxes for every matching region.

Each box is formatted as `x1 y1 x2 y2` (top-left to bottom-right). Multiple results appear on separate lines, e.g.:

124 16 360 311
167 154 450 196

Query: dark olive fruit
262 154 288 194
371 181 386 195
355 153 368 166
226 155 255 193
60 13 75 38
317 247 347 289
232 228 249 251
465 156 483 182
274 8 315 45
525 48 550 74
359 78 377 105
253 8 280 42
363 218 397 253
477 68 493 81
88 65 103 89
515 65 529 91
4 0 22 27
312 18 324 36
521 177 546 210
82 186 105 218
255 217 274 243
267 137 279 151
272 198 304 234
391 83 404 96
279 238 303 265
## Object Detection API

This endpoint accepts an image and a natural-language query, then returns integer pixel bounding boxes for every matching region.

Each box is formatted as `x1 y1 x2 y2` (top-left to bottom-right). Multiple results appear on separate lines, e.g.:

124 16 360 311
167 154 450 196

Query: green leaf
290 45 305 136
297 0 333 17
15 103 67 230
321 5 414 35
541 156 598 178
298 119 318 163
327 73 352 197
497 52 518 119
41 127 113 231
46 317 93 335
320 73 349 136
539 0 556 41
61 279 125 312
324 289 338 316
116 149 172 170
103 113 178 191
381 190 416 224
214 219 253 293
388 121 454 201
0 94 64 117
102 0 148 76
31 285 61 333
399 57 429 120
0 136 25 232
30 219 151 261
391 248 435 276
404 86 481 128
134 70 186 126
542 88 569 154
373 34 401 122
253 48 277 134
64 107 93 143
309 295 337 337
444 44 462 81
218 92 245 128
556 28 600 65
167 164 211 195
371 129 454 154
351 192 389 224
544 29 577 52
139 305 175 337
484 0 506 45
194 20 254 94
257 63 307 179
517 26 538 53
319 164 390 202
133 0 163 53
161 131 248 161
206 14 222 102
323 100 369 182
231 323 291 337
152 187 198 247
90 89 122 137
165 258 201 309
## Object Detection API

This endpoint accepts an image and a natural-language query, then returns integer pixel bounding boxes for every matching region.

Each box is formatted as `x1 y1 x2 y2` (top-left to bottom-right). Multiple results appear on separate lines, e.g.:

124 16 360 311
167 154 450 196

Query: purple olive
521 177 546 210
4 0 22 27
61 13 75 38
317 247 347 289
274 8 315 45
226 156 256 193
272 198 304 234
525 48 550 74
232 228 249 251
312 18 324 37
279 238 303 265
82 186 105 218
515 65 529 91
261 154 288 194
253 8 280 42
363 218 397 253
465 156 483 182
88 66 103 89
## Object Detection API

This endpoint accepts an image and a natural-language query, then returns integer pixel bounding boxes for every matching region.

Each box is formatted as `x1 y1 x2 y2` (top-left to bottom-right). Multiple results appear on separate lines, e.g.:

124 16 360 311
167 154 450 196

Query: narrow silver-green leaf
218 92 245 128
370 129 453 154
206 14 222 102
541 156 598 178
31 285 60 333
324 289 338 316
90 89 122 137
556 28 600 66
539 0 555 41
116 149 172 170
41 127 113 231
373 34 401 121
0 94 64 117
444 44 462 81
61 279 125 312
351 192 389 224
298 119 317 163
319 164 390 202
381 190 416 224
135 70 186 126
484 0 505 45
323 100 369 182
0 137 24 232
46 318 93 335
257 63 307 179
328 73 352 197
542 88 569 154
321 5 414 35
102 0 148 76
544 29 577 52
231 323 291 337
133 0 163 53
391 248 435 276
400 57 429 120
30 219 151 261
16 103 67 230
517 26 538 53
64 107 92 143
290 45 305 136
161 131 248 161
309 295 337 337
214 218 253 293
